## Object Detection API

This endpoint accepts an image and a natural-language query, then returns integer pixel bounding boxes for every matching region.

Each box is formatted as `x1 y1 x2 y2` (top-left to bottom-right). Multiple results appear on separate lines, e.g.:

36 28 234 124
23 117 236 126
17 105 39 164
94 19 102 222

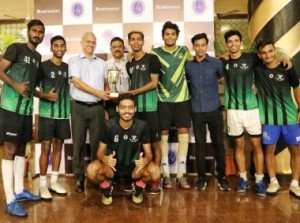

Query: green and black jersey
1 43 41 115
38 59 70 119
102 118 150 168
254 63 299 125
126 53 161 112
151 46 190 103
223 53 261 110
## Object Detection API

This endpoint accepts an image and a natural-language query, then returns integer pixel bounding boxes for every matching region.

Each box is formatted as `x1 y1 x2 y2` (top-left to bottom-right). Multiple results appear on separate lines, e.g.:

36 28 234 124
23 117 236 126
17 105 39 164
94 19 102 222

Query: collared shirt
69 53 106 102
185 54 224 113
105 57 130 92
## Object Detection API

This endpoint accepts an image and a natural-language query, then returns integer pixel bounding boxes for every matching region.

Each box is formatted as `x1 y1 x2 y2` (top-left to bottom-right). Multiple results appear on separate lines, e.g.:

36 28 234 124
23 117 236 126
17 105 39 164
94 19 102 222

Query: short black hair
128 30 144 41
224 30 242 43
50 35 66 46
110 37 124 46
162 21 180 37
191 33 209 45
117 93 136 106
256 39 275 51
27 19 45 32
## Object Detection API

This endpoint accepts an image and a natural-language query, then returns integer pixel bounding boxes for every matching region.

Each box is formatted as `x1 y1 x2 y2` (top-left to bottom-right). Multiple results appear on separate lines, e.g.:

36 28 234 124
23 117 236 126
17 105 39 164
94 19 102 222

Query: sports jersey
254 63 299 125
38 59 70 119
102 118 150 169
0 43 41 115
223 53 261 110
126 53 161 112
151 46 190 102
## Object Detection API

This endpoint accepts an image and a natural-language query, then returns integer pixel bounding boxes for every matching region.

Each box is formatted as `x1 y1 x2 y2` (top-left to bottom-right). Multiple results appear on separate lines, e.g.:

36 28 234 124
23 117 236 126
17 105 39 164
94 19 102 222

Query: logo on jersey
225 64 229 70
239 63 248 70
275 74 285 81
129 67 134 74
177 53 184 60
140 64 146 71
130 135 138 142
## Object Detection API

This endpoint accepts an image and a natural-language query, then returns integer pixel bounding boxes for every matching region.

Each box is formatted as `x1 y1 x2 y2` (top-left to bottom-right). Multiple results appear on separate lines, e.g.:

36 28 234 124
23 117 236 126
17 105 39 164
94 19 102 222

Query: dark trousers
192 109 226 178
71 101 105 181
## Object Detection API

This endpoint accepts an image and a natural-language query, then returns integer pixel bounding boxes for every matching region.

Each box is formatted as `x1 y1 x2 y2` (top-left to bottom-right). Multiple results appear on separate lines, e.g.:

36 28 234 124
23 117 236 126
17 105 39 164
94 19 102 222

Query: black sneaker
195 177 207 191
132 184 144 204
218 176 231 191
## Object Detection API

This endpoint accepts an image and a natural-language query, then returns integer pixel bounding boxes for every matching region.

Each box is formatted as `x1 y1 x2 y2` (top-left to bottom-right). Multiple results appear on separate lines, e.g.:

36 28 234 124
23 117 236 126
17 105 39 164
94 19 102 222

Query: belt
74 100 103 106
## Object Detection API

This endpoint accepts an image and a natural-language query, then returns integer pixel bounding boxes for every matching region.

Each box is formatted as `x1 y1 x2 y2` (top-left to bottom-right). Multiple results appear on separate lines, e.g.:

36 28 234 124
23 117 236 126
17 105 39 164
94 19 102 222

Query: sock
99 179 110 189
255 173 264 183
270 177 279 184
290 180 299 188
50 171 59 184
177 156 187 179
239 172 247 181
14 156 25 194
2 159 15 204
40 175 47 187
160 135 170 177
135 179 146 188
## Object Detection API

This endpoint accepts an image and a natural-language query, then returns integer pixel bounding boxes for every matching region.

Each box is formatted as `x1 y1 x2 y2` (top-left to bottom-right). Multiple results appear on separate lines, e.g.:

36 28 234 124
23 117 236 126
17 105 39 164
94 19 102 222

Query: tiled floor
0 175 299 223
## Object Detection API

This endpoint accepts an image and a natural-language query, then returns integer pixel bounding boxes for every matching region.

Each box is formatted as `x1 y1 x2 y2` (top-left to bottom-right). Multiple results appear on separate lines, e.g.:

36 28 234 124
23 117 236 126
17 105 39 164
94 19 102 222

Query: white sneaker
289 185 300 198
40 186 52 200
266 182 281 195
49 182 67 195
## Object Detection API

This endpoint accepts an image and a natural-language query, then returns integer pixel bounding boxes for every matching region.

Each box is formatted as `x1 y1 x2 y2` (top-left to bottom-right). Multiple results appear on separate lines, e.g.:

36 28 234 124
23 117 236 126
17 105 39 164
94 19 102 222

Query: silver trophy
107 63 121 97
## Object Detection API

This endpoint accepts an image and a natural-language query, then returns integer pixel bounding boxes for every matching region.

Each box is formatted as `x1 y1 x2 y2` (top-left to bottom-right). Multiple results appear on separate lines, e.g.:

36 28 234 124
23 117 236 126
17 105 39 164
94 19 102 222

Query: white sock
2 159 15 204
40 175 47 187
270 177 279 185
14 156 25 194
290 180 299 188
50 171 59 184
177 156 187 179
161 156 170 177
255 173 264 183
239 172 247 181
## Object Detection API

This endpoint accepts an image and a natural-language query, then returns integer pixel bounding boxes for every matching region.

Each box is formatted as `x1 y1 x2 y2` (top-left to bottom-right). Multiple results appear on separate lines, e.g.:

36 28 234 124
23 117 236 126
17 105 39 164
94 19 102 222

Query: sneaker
177 177 191 189
100 183 113 205
40 186 52 200
5 199 27 217
195 178 207 191
15 190 42 201
255 180 266 197
124 183 134 193
132 182 144 204
218 176 231 191
49 182 67 195
237 179 250 193
163 177 172 189
266 182 281 195
149 181 160 195
289 185 300 198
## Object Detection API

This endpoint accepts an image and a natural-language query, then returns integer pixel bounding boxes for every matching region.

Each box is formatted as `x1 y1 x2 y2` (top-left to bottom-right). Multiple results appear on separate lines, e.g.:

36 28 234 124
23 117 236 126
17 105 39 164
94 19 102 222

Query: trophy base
109 92 119 98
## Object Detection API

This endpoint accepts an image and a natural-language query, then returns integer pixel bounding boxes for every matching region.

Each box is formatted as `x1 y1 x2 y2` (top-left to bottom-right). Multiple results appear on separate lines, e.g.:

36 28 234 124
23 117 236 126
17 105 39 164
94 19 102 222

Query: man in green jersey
151 21 191 189
0 19 45 217
34 35 70 200
255 40 300 198
126 30 161 194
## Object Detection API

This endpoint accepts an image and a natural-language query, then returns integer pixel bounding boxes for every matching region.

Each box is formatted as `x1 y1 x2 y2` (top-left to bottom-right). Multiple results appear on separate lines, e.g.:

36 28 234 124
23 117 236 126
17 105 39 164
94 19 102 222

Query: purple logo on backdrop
168 149 177 166
131 0 145 16
102 30 114 43
71 2 84 18
193 0 206 15
43 32 54 48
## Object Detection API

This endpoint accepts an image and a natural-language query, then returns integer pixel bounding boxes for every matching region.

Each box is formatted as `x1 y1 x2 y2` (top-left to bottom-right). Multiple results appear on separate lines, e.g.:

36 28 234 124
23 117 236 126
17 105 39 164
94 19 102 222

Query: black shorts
38 117 71 141
136 111 161 142
114 164 135 179
158 101 191 130
0 108 32 143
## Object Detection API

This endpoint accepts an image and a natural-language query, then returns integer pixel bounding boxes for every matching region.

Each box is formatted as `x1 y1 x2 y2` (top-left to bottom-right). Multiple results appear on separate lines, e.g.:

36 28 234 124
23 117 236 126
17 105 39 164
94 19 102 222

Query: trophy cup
107 63 121 98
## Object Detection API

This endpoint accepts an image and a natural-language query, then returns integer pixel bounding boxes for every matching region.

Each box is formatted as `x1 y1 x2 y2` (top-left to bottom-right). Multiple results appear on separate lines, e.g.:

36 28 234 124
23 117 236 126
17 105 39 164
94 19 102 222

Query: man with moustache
69 32 110 193
0 19 45 217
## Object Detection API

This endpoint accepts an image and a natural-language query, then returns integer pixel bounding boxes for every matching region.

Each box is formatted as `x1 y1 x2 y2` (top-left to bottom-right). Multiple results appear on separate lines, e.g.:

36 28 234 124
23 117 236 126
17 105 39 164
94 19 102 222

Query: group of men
0 19 299 217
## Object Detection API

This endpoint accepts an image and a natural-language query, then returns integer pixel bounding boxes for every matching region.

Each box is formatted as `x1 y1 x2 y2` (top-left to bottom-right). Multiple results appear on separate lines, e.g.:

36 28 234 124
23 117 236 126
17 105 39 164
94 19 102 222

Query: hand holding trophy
107 63 121 98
